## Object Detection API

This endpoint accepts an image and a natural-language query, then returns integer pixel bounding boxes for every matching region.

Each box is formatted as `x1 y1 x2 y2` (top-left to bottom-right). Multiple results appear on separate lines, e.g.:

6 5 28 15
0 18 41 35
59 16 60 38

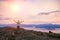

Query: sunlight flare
9 3 20 13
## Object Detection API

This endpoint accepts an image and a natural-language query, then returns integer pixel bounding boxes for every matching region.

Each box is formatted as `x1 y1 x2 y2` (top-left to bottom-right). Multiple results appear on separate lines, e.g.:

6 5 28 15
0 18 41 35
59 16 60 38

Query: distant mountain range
0 24 60 30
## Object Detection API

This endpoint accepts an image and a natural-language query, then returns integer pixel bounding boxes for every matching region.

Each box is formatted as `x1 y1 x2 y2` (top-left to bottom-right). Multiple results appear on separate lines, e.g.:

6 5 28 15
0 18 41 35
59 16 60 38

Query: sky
0 0 60 24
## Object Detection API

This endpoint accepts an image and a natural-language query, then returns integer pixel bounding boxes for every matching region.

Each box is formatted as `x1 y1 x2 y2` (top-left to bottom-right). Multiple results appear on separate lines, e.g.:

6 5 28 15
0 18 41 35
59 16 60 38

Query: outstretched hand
13 20 17 23
20 21 24 23
13 20 24 23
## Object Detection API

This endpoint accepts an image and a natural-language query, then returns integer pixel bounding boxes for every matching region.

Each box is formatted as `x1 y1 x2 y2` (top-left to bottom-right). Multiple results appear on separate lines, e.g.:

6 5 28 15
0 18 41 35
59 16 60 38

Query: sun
9 3 20 13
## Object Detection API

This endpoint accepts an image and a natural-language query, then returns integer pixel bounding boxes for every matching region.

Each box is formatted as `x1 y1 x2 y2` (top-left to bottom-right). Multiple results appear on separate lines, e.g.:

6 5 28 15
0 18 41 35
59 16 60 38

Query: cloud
0 17 11 20
0 14 10 20
38 10 60 15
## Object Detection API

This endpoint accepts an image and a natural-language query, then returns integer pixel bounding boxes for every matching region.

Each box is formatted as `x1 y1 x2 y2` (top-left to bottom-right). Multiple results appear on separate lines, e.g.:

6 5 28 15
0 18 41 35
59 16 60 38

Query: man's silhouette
14 20 23 29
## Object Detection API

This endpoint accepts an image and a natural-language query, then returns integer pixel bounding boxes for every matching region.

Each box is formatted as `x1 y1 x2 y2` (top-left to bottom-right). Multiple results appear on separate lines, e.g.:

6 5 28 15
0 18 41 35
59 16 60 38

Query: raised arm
20 21 24 23
13 20 17 23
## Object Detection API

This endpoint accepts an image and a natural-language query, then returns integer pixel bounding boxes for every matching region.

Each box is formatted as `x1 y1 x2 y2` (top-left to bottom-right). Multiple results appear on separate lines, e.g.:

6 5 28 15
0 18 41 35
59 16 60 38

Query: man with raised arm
14 20 23 29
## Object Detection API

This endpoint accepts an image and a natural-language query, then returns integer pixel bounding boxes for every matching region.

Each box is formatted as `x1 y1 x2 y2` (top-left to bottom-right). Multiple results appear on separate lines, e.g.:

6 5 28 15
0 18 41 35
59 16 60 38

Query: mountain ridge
0 24 60 30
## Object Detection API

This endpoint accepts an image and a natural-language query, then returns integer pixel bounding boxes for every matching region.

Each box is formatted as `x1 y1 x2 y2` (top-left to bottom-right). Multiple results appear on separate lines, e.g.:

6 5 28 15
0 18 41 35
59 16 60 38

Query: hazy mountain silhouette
0 24 60 30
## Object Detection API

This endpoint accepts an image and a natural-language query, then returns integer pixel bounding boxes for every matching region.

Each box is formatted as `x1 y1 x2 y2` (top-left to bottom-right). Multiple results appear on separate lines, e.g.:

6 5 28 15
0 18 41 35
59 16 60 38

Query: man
14 20 23 29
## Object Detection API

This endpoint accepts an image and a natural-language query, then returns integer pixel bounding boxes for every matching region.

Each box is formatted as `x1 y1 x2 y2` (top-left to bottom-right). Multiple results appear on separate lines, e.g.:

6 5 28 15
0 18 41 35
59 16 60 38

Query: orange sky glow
0 0 60 24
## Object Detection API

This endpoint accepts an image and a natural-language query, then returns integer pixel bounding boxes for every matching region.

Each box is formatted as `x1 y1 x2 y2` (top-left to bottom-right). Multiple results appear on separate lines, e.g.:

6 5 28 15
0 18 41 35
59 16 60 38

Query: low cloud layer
0 17 11 20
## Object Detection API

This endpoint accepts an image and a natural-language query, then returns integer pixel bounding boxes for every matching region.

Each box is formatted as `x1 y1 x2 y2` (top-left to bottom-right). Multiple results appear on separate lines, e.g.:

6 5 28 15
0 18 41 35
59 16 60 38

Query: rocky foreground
0 27 60 40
